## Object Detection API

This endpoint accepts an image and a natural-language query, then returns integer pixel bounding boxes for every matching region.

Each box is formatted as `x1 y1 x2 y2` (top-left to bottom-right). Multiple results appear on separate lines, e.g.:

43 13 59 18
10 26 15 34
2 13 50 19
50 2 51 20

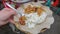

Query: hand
0 8 16 26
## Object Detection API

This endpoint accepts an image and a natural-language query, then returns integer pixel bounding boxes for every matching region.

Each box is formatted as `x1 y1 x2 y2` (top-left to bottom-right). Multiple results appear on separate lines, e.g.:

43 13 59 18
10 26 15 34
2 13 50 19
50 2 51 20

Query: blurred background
0 0 60 34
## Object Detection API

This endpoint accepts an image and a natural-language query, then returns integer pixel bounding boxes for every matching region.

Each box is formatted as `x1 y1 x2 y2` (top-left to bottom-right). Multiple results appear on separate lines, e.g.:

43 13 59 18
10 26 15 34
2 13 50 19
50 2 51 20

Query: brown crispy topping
37 7 44 16
19 16 26 25
24 5 45 16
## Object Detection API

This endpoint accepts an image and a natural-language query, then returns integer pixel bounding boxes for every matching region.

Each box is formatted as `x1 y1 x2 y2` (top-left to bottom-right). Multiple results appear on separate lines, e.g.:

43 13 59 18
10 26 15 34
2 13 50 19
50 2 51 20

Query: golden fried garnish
32 7 37 12
19 16 26 25
25 5 37 14
25 5 45 15
37 7 44 16
25 5 32 14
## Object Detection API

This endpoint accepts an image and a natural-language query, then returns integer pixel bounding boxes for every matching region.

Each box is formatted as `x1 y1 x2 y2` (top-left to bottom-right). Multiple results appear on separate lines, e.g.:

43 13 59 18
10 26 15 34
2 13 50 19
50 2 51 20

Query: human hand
0 8 16 26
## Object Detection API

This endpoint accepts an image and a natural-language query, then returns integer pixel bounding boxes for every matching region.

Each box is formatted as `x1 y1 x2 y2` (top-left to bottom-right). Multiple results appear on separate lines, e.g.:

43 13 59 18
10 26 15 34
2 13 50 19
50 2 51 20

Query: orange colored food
24 5 45 15
32 7 37 12
37 7 44 16
25 5 37 14
19 16 26 25
25 5 33 14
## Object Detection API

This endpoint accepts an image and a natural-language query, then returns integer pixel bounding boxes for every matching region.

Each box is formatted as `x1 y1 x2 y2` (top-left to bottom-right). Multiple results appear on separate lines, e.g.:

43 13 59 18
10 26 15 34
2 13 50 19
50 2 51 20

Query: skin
0 8 16 26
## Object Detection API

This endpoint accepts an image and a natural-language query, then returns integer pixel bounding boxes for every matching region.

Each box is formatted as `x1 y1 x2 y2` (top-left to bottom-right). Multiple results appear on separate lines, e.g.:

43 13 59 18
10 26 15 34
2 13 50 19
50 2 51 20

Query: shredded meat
25 5 33 14
25 5 37 14
19 16 26 25
25 5 45 16
37 7 44 16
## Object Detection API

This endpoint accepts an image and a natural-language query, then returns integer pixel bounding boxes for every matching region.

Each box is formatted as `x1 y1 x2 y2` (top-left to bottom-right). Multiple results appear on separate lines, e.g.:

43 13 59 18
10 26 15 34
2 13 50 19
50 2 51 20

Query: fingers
0 20 8 26
0 8 16 21
8 19 15 25
2 8 16 15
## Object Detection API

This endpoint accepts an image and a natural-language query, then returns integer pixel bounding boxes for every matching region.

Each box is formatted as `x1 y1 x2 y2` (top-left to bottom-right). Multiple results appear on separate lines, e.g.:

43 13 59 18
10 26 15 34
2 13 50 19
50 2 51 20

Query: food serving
13 1 54 34
14 3 47 28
